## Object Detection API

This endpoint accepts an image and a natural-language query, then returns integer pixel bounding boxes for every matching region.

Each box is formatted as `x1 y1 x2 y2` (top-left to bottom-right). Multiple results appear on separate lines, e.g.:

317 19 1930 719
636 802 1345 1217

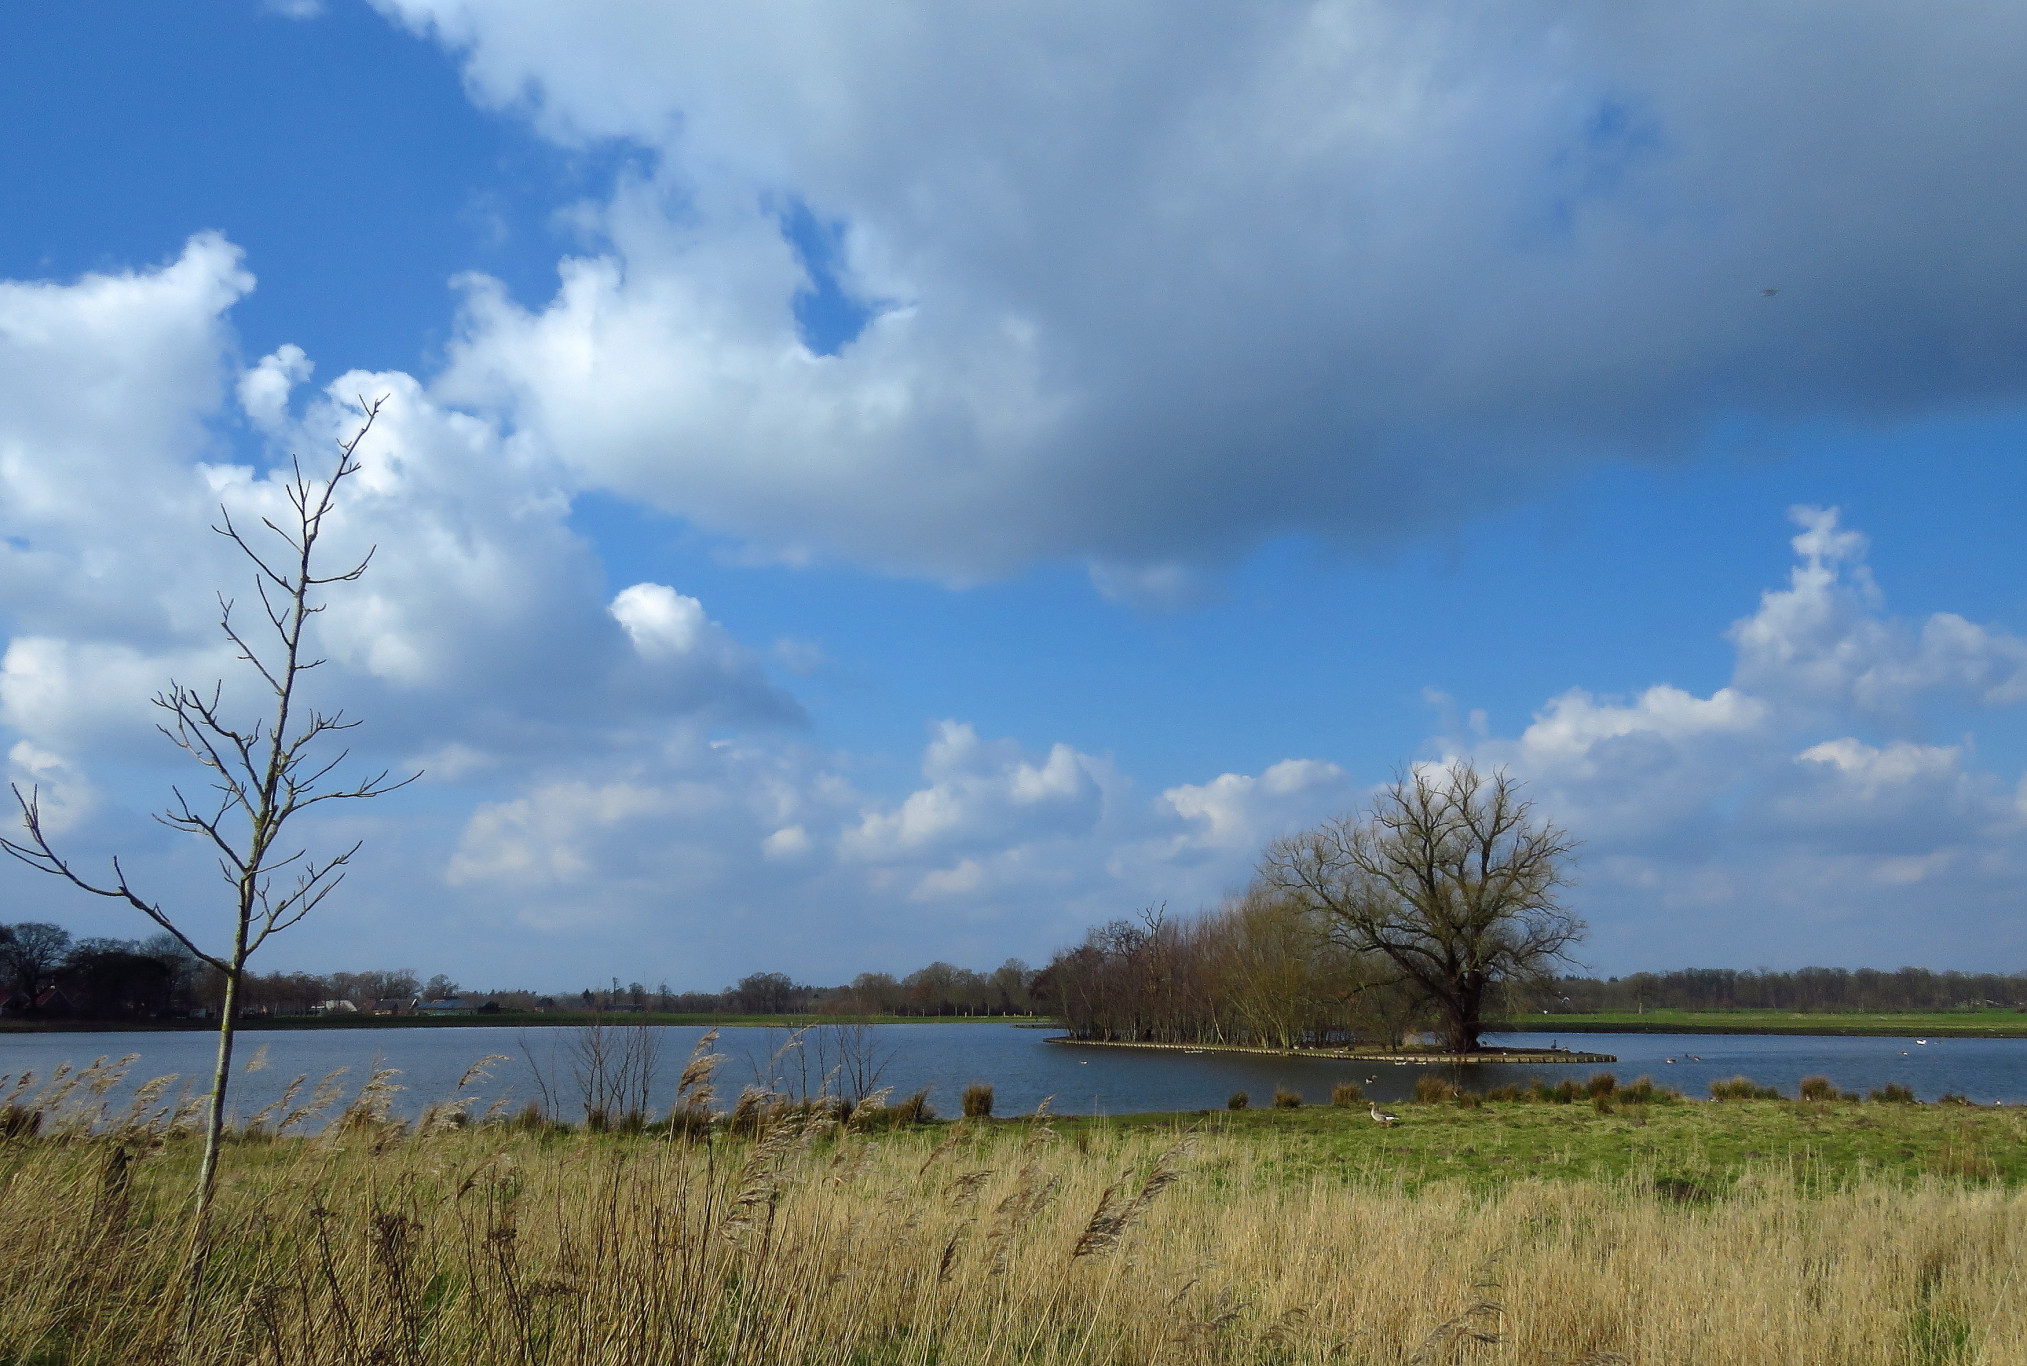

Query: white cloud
611 583 707 658
237 344 313 434
1729 506 2027 712
427 714 1355 975
1518 686 1767 764
363 0 2027 586
1450 510 2027 966
840 722 1110 860
6 741 93 836
761 823 810 861
1161 759 1349 851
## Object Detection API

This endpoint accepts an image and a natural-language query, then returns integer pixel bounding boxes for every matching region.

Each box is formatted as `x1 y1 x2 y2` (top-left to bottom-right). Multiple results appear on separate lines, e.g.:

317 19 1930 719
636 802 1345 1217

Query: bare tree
1261 762 1581 1054
1 398 413 1216
0 921 73 1005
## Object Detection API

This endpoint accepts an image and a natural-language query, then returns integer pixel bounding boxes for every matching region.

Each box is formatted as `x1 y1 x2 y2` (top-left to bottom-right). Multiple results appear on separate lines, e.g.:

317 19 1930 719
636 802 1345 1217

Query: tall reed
1 1074 2025 1363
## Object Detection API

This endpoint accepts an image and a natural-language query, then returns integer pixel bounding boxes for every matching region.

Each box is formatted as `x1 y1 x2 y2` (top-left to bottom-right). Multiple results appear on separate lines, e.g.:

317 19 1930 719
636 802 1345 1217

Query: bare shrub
963 1083 995 1118
1272 1087 1303 1109
1227 1091 1249 1111
1330 1081 1364 1107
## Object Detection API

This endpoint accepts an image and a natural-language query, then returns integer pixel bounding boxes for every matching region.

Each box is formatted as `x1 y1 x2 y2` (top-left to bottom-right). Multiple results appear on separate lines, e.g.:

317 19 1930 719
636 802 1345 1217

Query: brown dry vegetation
2 1074 2026 1365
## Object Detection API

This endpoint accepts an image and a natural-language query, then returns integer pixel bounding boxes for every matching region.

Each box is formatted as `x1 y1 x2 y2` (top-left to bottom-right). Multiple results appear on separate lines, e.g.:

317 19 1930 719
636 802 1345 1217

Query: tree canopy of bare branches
1 398 412 1219
1043 897 1419 1049
1261 763 1582 1053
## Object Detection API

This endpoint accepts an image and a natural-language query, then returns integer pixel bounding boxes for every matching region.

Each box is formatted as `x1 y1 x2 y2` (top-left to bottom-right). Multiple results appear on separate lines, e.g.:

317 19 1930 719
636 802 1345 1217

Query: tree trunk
1441 994 1481 1054
193 967 241 1217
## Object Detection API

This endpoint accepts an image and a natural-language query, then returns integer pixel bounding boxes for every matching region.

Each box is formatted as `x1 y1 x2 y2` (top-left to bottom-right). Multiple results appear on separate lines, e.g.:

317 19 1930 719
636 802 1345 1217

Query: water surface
2 1023 2021 1123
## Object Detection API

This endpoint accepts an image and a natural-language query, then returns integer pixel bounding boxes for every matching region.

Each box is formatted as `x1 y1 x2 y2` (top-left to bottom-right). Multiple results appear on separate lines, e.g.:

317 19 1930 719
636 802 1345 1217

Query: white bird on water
1369 1102 1399 1127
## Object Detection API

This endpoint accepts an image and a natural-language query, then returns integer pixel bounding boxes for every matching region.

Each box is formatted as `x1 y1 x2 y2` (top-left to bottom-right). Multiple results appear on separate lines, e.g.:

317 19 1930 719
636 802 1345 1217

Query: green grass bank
1494 1007 2027 1036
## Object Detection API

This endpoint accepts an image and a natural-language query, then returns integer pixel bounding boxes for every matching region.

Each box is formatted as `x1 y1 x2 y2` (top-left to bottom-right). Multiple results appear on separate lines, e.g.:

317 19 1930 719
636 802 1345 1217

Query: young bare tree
1 398 412 1215
1260 762 1582 1053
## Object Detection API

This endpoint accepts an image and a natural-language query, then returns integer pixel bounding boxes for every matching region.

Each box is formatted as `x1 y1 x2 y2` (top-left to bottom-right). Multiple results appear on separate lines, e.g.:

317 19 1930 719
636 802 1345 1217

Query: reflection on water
2 1023 2024 1122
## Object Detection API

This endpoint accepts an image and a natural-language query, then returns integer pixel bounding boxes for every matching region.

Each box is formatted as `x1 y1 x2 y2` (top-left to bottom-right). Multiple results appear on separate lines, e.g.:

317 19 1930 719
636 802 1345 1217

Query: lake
3 1023 2023 1124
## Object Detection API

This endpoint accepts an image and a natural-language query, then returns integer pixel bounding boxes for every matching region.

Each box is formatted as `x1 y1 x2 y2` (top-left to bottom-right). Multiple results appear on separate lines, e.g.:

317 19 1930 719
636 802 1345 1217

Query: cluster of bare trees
1043 896 1432 1049
1046 764 1585 1054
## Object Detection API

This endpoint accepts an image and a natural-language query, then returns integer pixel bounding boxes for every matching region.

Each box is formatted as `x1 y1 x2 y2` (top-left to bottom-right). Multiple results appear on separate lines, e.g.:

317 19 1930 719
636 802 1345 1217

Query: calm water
2 1023 2023 1123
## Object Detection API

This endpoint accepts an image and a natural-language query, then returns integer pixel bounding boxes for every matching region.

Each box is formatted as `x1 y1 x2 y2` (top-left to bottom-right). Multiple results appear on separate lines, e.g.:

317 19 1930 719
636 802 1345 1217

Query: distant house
311 999 359 1016
416 996 477 1015
0 987 74 1016
371 997 417 1016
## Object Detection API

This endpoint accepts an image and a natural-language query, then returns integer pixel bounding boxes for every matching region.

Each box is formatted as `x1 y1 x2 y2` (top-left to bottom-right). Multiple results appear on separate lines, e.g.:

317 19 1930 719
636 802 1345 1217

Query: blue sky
3 1 2026 988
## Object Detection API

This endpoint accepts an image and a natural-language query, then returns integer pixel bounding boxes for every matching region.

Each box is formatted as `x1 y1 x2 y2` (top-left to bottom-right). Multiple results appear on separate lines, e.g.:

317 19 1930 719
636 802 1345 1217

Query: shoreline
1489 1018 2027 1038
1045 1036 1618 1065
0 1012 1043 1035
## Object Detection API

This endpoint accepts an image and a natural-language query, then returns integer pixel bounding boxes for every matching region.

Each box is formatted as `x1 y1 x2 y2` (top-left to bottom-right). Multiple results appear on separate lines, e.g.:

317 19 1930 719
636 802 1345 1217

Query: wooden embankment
1045 1037 1617 1065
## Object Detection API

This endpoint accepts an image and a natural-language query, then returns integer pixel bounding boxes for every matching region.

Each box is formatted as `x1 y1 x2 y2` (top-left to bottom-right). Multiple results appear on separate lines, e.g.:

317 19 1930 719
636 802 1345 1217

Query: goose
1369 1102 1399 1127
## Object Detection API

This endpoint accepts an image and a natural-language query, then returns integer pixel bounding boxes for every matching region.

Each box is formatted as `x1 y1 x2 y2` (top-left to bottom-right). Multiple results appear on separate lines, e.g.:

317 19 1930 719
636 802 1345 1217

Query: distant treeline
0 920 1043 1022
11 917 2018 1027
1543 967 2027 1015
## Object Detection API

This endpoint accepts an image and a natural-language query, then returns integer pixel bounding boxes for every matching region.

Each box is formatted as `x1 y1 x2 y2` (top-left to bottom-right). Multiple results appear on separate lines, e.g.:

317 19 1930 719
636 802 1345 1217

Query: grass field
1498 1008 2027 1036
3 1061 2026 1364
1107 1088 2027 1193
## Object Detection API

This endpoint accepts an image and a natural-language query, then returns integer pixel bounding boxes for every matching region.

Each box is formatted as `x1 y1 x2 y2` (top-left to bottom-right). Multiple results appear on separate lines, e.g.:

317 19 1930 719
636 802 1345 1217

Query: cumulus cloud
1160 759 1350 853
1451 508 2027 966
438 718 1354 973
0 240 812 967
237 344 313 434
1729 507 2027 712
364 0 2027 589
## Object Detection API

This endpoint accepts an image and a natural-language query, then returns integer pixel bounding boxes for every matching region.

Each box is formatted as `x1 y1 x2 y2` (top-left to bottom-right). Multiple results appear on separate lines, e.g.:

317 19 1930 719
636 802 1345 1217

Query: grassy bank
0 1011 1046 1034
1494 1008 2027 1036
3 1077 2026 1363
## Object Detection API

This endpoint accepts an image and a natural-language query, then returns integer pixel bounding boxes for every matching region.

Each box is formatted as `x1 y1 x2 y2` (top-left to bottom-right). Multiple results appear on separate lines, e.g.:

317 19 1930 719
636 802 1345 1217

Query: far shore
0 1011 1045 1035
7 1007 2025 1039
1492 1009 2027 1038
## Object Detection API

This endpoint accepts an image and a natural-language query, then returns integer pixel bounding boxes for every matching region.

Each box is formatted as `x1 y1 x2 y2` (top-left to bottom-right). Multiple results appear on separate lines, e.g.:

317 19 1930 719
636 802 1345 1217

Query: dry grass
0 1100 2023 1363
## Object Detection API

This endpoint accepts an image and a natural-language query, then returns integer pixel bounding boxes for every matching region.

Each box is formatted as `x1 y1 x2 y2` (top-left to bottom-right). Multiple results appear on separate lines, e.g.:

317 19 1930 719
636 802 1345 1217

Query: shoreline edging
1044 1037 1617 1065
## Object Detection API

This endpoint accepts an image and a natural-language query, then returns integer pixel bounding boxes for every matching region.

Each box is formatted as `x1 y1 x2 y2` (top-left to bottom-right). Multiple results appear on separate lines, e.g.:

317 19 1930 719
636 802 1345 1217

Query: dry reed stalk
675 1028 725 1111
917 1121 971 1175
457 1054 512 1092
1 1120 2026 1364
718 1104 800 1244
242 1074 305 1133
1071 1134 1197 1259
278 1066 350 1134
